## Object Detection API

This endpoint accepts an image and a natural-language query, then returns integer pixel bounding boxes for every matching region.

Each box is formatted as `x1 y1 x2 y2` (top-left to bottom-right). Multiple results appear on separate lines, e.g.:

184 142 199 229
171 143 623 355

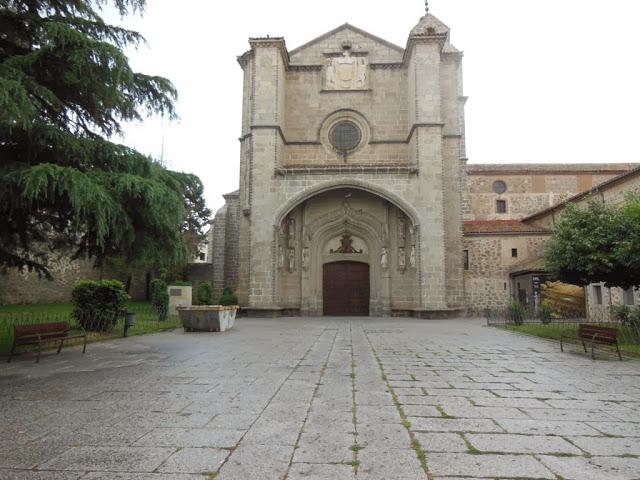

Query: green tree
0 0 210 278
545 197 640 289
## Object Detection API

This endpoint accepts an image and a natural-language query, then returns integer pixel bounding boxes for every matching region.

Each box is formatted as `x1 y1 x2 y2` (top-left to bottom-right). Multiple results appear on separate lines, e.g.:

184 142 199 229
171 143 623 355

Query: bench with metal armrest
8 322 87 363
560 323 622 360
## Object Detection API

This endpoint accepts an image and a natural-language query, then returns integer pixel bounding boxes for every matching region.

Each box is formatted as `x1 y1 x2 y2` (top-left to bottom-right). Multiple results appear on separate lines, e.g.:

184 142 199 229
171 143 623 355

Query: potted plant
178 286 239 332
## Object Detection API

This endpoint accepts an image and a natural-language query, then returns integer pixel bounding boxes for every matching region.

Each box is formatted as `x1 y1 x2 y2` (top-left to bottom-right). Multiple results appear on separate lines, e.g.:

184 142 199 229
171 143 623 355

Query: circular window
330 121 361 151
493 180 507 194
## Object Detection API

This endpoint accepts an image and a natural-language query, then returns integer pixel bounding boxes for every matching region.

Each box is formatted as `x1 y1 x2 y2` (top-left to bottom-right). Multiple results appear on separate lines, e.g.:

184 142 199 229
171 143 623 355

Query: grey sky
105 0 640 212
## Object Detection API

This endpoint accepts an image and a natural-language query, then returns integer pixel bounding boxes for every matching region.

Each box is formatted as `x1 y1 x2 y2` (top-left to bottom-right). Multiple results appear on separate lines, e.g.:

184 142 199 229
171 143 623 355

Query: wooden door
323 262 370 316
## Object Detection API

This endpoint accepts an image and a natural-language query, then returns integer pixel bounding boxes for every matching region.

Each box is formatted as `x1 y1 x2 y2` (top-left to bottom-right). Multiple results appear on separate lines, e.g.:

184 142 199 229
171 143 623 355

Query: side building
462 163 637 314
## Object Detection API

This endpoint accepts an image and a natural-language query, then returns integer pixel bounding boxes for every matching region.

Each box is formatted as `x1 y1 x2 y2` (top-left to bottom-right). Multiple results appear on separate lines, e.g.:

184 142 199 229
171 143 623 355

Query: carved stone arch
273 179 421 228
305 202 386 244
301 213 390 317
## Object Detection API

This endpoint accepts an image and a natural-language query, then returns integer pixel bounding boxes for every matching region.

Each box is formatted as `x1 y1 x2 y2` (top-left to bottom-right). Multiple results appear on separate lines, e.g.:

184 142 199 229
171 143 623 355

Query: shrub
613 305 632 323
150 278 169 321
197 282 214 305
219 287 238 306
507 300 525 326
537 303 554 325
72 280 128 332
626 307 640 342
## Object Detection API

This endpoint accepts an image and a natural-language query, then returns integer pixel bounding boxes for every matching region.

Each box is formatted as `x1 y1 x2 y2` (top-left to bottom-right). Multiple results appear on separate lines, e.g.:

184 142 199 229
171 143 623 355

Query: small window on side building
463 250 469 270
511 248 518 258
593 285 603 305
496 199 507 214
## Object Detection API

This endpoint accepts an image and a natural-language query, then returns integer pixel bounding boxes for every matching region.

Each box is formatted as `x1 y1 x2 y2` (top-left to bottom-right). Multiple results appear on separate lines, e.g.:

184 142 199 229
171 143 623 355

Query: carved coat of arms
325 43 368 91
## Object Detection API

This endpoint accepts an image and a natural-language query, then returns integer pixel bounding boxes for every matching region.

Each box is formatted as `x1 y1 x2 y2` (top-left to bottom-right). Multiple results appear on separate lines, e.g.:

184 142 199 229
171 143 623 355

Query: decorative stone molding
274 166 419 176
272 179 422 228
248 37 290 66
329 234 364 254
306 201 386 243
370 63 404 70
288 65 323 71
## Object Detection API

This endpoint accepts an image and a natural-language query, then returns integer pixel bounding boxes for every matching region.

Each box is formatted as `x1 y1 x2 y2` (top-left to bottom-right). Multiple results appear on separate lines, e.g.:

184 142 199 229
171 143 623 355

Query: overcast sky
104 0 640 212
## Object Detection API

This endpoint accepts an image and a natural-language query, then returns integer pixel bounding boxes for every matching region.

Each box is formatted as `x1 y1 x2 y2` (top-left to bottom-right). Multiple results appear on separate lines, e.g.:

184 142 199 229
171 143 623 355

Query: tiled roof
464 220 550 235
465 163 639 176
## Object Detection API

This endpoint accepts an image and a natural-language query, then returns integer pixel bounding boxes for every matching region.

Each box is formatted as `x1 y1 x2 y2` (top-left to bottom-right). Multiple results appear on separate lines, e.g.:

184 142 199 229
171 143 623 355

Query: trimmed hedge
71 280 128 332
219 287 238 306
150 278 169 321
197 282 214 305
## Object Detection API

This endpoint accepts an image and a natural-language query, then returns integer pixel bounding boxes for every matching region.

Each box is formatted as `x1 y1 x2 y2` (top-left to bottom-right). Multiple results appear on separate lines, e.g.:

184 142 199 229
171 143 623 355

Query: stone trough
177 306 239 332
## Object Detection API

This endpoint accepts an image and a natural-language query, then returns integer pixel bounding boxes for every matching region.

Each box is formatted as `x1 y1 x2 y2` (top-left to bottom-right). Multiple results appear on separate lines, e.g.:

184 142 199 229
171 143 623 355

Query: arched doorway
323 261 370 316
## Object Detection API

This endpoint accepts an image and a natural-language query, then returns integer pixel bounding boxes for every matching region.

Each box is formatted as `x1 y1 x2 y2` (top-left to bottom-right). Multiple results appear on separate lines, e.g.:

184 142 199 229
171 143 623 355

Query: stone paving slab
1 317 639 479
465 433 583 454
156 447 228 474
427 452 556 478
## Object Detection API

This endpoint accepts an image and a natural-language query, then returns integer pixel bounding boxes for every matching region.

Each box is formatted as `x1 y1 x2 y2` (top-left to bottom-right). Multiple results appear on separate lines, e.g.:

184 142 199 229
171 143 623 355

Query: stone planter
177 306 239 332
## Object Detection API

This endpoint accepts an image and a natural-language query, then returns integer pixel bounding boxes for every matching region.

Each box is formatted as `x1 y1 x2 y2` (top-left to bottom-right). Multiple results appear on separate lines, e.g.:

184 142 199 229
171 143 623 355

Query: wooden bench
8 322 87 363
560 324 622 360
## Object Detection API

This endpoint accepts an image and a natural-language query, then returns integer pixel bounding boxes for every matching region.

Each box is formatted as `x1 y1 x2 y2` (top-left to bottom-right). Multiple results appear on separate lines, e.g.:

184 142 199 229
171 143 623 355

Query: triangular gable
289 23 404 65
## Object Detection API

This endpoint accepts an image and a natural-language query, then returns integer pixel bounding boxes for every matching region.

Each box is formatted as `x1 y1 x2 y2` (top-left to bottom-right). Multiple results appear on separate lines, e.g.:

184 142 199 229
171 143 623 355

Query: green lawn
0 300 150 315
500 323 640 356
0 301 181 354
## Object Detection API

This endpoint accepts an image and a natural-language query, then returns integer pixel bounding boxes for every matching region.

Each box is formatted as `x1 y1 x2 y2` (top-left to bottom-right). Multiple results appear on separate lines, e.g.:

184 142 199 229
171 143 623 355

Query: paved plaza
1 317 640 479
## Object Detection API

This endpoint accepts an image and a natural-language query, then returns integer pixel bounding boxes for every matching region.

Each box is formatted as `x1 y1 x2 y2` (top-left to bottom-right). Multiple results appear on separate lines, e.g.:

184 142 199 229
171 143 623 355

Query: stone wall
464 164 637 221
463 234 550 314
0 256 149 306
185 263 214 304
585 283 640 322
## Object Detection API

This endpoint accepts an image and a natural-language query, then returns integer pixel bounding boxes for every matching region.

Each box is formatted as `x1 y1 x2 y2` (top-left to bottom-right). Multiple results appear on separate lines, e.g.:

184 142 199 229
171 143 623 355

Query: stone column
243 38 288 311
406 34 449 311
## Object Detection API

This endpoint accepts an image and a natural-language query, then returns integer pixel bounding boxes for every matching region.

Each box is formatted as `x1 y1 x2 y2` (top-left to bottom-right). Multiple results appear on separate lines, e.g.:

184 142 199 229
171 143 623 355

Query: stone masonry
214 15 468 317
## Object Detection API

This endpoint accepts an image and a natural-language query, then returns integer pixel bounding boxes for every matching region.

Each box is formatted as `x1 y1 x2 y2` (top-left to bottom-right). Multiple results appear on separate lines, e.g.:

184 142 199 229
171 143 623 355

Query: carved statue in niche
288 248 296 273
302 248 310 271
330 234 363 254
278 245 285 269
408 224 416 269
325 42 368 91
398 247 406 272
381 247 389 271
287 217 296 248
398 217 406 247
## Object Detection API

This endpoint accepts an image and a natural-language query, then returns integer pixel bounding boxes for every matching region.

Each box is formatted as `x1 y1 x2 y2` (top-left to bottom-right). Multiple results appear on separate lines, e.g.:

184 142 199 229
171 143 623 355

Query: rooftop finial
425 0 429 14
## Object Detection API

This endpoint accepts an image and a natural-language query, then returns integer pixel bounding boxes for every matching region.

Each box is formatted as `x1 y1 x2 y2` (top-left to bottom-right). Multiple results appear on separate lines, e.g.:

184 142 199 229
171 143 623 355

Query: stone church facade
207 12 638 318
213 13 468 317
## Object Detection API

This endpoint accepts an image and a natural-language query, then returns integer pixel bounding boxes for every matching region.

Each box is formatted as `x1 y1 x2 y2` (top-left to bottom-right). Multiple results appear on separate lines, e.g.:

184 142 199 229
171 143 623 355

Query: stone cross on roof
425 0 429 14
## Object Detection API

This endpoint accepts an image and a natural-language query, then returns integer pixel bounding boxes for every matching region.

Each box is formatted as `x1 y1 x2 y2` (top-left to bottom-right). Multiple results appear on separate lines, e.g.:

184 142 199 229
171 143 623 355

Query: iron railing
0 303 180 354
